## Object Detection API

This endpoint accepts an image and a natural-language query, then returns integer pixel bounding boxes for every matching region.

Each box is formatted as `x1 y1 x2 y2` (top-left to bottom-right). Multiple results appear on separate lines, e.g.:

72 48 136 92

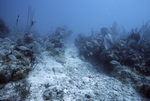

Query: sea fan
104 22 119 50
138 22 150 44
104 33 114 50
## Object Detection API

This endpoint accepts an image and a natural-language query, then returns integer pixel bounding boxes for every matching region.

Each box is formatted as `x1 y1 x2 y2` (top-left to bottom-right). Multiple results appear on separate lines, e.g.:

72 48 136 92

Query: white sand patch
26 42 142 101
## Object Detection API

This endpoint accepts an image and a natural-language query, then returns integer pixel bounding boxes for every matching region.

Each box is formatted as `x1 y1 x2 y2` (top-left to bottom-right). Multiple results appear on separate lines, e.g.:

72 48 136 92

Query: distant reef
75 22 150 99
0 17 150 100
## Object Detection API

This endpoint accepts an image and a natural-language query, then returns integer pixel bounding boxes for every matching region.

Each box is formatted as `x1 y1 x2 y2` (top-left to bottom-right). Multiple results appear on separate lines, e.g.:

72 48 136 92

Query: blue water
0 0 150 34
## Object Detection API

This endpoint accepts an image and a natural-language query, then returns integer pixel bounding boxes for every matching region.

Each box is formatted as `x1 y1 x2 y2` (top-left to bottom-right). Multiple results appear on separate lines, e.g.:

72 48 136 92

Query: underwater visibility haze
0 0 150 101
1 0 150 34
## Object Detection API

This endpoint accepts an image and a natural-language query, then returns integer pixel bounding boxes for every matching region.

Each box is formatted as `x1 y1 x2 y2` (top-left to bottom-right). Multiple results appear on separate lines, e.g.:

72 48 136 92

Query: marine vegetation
75 22 150 75
0 9 72 100
75 22 150 99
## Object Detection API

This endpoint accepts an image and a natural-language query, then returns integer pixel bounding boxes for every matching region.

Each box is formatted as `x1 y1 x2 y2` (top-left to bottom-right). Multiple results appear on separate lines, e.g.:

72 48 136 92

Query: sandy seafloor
26 42 142 101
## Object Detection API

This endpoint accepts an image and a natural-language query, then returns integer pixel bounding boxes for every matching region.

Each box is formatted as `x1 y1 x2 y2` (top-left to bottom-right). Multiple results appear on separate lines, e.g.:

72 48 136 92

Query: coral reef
0 37 35 84
45 26 72 57
75 23 150 99
0 15 150 100
75 23 150 76
0 22 72 100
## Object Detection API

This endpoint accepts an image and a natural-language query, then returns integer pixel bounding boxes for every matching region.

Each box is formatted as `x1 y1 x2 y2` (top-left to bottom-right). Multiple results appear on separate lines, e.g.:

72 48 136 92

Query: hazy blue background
0 0 150 34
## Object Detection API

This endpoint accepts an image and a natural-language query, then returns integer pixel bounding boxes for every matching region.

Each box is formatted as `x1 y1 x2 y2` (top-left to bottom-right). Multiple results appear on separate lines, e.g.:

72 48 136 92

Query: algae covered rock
0 38 35 84
8 55 17 61
43 87 64 101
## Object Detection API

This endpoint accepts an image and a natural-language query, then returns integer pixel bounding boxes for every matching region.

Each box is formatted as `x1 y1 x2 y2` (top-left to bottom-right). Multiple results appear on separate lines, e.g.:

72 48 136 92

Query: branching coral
26 7 36 35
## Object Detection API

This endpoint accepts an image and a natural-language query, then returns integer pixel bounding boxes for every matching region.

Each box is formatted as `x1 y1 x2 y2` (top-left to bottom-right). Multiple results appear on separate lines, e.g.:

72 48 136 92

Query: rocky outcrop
0 37 35 84
75 25 150 99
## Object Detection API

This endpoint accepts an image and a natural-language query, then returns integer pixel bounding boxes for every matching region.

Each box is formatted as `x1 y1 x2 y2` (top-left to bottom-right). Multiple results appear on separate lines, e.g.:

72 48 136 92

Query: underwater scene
0 0 150 101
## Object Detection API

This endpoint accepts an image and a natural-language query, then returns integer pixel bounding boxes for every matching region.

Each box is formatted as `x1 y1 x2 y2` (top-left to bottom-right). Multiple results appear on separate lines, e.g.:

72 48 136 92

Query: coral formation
75 22 150 99
0 17 72 100
0 13 150 100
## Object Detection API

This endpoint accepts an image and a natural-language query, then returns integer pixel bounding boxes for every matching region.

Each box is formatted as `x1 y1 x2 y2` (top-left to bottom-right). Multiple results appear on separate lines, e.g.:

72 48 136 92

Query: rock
0 50 5 57
4 50 11 55
43 87 64 101
3 45 14 50
12 50 22 57
0 43 35 83
110 60 120 65
8 55 17 61
4 37 12 42
2 41 10 45
82 77 90 83
18 46 29 51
